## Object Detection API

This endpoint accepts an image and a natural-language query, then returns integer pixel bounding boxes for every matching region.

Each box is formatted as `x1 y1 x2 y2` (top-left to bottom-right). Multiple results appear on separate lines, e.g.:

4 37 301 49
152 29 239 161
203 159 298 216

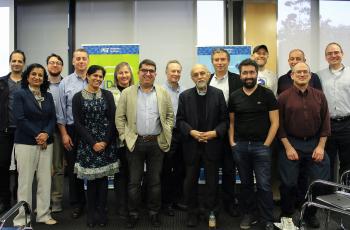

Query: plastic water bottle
208 211 216 229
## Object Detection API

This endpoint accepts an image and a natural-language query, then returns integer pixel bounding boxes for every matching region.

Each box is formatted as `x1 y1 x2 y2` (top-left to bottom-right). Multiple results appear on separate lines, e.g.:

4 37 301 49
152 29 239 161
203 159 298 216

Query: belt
137 135 158 142
331 115 350 122
289 136 315 141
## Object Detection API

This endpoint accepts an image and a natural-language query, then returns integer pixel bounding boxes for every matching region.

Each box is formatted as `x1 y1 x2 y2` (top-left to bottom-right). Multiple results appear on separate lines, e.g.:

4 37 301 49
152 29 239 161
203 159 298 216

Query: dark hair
87 65 106 77
46 53 64 66
211 48 230 62
139 59 156 71
238 58 259 74
21 63 49 93
114 62 134 86
9 49 26 63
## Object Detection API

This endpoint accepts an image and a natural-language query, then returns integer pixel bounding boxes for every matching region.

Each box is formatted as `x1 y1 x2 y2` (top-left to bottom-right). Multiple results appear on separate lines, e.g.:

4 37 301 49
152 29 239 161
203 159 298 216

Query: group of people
0 41 348 230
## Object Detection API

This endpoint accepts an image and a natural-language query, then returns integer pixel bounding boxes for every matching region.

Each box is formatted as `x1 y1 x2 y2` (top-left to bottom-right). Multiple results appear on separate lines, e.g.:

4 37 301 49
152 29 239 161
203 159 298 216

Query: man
116 59 174 228
278 62 330 228
177 64 228 227
161 60 186 216
277 49 322 95
208 48 241 217
47 53 64 213
57 48 89 219
251 45 277 95
318 42 350 181
0 50 26 213
277 48 323 209
228 59 278 230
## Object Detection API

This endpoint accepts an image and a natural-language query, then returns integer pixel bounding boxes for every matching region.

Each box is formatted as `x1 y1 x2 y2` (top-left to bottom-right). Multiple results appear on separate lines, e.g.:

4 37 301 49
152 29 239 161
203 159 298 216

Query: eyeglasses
48 61 63 66
294 70 310 75
140 68 156 74
326 51 341 56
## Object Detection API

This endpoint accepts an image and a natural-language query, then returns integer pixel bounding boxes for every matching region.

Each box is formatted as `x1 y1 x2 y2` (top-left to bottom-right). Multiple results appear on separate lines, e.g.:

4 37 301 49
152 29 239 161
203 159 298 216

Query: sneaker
240 214 258 229
280 217 296 230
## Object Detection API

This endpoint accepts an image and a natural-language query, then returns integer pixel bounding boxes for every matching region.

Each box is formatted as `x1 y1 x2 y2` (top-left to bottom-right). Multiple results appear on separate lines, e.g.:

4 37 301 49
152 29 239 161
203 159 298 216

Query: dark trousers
126 138 164 216
326 119 350 181
161 129 185 206
221 139 237 208
114 146 128 215
184 146 219 214
279 137 330 217
86 177 108 225
233 141 274 222
65 125 86 208
0 128 15 207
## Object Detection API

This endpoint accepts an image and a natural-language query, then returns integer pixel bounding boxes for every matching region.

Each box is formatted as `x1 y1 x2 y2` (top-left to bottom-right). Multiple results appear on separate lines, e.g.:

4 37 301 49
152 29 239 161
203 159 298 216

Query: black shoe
264 222 276 230
305 215 320 228
126 215 138 229
186 213 198 228
71 207 83 219
164 205 175 216
174 202 188 211
99 222 107 227
240 214 258 229
224 204 239 217
150 213 161 228
87 223 95 228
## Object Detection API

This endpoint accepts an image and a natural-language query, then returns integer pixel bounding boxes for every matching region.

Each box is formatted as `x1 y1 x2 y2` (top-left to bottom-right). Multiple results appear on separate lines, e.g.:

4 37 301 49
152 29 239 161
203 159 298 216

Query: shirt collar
165 81 180 93
138 84 156 93
213 72 228 81
292 84 309 96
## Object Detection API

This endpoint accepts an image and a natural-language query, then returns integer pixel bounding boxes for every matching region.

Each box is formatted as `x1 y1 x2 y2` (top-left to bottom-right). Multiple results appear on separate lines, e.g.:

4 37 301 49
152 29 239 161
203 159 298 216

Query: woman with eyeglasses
72 65 118 228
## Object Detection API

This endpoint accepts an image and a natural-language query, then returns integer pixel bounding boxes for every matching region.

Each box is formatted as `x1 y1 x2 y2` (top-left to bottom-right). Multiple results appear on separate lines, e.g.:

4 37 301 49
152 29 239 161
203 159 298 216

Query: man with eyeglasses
176 64 228 228
116 59 174 228
318 42 350 182
278 62 330 228
277 49 322 95
0 50 26 214
57 48 89 219
46 53 64 213
228 59 278 230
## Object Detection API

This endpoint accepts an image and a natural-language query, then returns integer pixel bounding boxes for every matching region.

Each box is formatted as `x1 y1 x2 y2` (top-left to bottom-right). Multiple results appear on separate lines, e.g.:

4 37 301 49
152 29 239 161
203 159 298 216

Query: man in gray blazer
116 59 174 228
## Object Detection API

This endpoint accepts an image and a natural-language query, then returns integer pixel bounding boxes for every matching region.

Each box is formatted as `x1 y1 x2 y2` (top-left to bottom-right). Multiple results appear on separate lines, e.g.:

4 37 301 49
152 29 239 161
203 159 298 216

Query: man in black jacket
177 64 228 227
208 48 242 217
0 50 26 213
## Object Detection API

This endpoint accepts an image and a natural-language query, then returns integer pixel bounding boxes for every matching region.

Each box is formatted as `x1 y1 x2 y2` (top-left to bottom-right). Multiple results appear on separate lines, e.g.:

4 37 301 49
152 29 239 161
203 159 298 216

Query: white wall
0 0 14 76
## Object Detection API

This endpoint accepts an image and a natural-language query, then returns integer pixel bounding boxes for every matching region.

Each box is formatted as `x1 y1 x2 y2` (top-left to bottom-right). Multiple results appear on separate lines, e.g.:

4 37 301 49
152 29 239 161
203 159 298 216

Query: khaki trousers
13 143 53 226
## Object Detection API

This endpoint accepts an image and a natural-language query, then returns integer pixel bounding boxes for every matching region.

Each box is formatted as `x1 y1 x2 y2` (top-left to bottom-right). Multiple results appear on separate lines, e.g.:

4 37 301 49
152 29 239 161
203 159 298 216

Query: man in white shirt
318 42 350 182
251 45 277 95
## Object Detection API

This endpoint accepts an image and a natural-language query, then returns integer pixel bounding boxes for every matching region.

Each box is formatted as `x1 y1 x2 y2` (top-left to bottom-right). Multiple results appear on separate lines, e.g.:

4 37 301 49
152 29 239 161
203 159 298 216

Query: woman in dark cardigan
13 63 57 226
72 65 118 228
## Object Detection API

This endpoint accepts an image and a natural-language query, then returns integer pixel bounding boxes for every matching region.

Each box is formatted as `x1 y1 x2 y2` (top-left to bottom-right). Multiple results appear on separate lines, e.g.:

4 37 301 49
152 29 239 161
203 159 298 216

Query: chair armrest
305 179 350 201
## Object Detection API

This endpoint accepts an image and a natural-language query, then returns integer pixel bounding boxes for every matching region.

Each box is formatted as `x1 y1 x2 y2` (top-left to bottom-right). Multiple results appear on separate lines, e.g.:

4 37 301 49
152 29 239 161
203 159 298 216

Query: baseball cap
253 45 268 54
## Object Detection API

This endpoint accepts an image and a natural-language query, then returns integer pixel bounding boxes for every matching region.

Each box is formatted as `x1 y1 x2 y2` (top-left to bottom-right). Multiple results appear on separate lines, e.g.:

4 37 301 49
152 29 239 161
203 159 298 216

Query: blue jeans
232 141 273 222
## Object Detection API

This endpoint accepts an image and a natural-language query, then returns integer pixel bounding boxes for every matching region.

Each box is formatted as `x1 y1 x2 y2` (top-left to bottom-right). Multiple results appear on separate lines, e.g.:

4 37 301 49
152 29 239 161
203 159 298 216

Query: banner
82 44 140 88
197 45 251 74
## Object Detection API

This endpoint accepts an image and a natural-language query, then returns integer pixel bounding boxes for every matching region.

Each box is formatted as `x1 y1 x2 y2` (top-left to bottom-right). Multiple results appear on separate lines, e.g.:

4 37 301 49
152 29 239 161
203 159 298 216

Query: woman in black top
72 65 118 228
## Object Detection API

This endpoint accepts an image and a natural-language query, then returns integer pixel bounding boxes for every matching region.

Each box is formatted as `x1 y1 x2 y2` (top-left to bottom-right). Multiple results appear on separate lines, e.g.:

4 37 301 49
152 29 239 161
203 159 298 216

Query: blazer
209 71 242 97
176 86 228 164
72 89 117 146
115 84 174 152
0 74 10 131
13 88 56 145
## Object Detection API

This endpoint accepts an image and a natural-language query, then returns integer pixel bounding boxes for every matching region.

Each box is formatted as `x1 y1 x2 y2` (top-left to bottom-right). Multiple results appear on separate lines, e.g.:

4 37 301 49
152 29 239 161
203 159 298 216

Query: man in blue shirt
57 48 89 219
47 53 64 213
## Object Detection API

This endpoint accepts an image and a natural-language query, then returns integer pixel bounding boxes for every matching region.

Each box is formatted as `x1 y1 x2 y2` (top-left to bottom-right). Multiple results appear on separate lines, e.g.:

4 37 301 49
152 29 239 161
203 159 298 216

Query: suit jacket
13 88 56 145
209 71 242 97
176 86 228 164
115 84 174 152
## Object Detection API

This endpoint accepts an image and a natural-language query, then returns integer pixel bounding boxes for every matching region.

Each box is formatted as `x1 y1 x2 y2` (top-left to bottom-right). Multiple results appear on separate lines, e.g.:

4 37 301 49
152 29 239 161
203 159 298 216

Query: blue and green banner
82 44 140 88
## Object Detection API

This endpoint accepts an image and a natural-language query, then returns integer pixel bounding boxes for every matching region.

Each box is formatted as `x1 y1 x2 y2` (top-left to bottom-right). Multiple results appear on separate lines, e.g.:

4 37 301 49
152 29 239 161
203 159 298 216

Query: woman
13 63 57 226
72 65 118 228
109 62 134 218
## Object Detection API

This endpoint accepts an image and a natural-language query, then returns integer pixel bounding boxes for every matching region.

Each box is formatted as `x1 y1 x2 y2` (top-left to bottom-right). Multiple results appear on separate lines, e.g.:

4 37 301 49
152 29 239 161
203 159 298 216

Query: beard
242 78 257 89
48 70 61 77
196 80 207 90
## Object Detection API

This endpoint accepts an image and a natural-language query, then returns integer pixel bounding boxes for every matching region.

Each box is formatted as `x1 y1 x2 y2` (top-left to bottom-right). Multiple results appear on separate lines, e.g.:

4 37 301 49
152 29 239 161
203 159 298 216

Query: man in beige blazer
116 59 174 228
